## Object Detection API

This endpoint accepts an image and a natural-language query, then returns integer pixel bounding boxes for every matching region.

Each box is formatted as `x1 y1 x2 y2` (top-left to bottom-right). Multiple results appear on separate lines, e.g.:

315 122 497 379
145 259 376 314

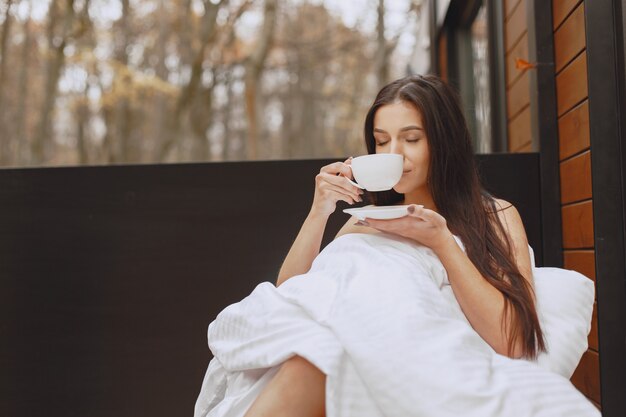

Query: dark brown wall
0 155 543 416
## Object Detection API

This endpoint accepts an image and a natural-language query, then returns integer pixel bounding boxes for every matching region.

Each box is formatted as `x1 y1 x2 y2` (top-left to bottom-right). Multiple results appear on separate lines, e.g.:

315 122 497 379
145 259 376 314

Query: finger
322 182 357 204
336 163 354 179
321 160 353 177
363 217 399 232
320 161 346 175
327 188 356 205
407 204 424 214
321 172 362 200
407 204 429 221
341 156 355 179
342 164 356 181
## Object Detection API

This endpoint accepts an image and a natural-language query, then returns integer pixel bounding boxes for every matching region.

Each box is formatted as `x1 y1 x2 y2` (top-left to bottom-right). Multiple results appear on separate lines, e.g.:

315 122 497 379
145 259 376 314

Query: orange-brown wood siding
504 0 533 151
503 0 600 408
552 0 600 407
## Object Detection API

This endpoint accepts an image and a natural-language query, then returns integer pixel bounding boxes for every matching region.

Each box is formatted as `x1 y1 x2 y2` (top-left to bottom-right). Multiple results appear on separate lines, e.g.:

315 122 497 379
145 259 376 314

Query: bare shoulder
491 198 533 280
492 198 526 242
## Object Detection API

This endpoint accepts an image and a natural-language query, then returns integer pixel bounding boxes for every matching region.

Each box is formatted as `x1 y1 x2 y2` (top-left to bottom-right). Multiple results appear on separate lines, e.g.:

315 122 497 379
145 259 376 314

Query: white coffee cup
348 153 403 192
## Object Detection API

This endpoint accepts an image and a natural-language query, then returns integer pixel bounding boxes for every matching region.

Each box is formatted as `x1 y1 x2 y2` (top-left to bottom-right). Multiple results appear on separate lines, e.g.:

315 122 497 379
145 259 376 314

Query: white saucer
343 205 418 220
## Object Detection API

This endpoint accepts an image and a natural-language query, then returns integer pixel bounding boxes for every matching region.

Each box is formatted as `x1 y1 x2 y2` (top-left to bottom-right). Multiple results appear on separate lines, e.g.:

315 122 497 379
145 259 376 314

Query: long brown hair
363 75 546 359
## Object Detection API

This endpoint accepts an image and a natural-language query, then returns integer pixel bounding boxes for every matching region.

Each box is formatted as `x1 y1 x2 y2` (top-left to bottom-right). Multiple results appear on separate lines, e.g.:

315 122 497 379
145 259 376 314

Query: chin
393 179 423 195
393 183 409 194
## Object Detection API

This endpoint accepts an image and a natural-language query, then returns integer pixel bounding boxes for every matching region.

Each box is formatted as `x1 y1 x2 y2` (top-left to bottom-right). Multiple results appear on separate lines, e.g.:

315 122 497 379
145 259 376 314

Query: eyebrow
373 126 423 133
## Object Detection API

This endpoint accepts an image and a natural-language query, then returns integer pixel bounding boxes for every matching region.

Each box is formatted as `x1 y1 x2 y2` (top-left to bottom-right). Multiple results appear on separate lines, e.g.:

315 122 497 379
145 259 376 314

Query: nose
389 140 403 157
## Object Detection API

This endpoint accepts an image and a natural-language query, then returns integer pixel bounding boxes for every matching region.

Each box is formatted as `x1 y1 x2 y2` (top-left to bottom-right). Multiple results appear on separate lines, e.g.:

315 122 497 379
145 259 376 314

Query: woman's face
372 101 430 194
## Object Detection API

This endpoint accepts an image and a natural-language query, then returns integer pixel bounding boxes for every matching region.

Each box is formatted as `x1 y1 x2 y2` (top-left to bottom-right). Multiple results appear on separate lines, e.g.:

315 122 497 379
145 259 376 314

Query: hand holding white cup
344 154 404 192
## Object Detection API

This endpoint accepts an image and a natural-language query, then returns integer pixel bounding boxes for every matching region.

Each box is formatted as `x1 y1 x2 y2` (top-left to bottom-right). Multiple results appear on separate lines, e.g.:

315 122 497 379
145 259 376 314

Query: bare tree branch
244 0 278 160
0 0 14 164
156 0 227 161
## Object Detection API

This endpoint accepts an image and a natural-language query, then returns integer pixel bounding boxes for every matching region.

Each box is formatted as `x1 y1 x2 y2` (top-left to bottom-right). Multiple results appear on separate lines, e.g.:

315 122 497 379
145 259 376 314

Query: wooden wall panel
560 151 592 203
556 52 588 116
554 3 586 72
504 0 530 155
506 32 529 87
562 200 594 249
571 350 601 404
563 250 596 282
505 0 527 52
502 0 598 406
553 0 584 29
507 72 530 119
558 100 590 160
508 106 532 151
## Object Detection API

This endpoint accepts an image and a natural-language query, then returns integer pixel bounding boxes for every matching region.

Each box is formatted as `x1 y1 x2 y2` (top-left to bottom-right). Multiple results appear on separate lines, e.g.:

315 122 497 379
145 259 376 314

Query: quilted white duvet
194 232 600 417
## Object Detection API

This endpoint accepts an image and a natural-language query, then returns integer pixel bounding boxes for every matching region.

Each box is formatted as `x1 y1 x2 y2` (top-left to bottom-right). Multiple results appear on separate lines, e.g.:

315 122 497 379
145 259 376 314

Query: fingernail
354 220 369 226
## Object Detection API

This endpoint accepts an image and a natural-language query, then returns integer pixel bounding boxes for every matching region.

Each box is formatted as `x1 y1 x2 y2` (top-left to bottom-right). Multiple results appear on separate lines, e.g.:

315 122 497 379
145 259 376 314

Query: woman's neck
401 187 437 212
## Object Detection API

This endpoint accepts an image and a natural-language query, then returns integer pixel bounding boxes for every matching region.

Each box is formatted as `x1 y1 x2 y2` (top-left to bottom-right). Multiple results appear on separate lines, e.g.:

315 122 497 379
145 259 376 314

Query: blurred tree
244 0 277 160
375 0 401 89
14 0 32 164
0 0 422 167
33 0 78 163
157 0 225 161
0 0 14 164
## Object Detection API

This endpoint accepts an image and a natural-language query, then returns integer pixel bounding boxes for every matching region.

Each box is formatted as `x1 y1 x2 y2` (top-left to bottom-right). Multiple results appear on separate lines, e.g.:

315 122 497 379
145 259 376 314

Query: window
433 0 506 153
470 5 492 153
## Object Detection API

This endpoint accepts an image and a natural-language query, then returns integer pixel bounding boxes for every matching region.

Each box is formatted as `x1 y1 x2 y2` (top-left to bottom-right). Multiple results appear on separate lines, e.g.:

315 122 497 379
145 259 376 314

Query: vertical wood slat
554 3 586 72
563 249 596 282
508 105 532 151
571 350 601 404
506 32 529 87
560 150 592 204
562 200 594 248
558 100 590 160
556 52 588 116
507 72 530 119
553 0 584 29
505 0 527 52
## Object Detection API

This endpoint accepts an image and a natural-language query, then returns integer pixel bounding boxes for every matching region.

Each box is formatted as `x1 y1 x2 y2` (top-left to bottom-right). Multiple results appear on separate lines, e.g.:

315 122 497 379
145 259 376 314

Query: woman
195 75 598 417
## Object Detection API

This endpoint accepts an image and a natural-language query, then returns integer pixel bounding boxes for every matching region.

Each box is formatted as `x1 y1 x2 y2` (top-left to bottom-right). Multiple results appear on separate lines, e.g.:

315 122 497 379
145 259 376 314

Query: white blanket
195 232 600 417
